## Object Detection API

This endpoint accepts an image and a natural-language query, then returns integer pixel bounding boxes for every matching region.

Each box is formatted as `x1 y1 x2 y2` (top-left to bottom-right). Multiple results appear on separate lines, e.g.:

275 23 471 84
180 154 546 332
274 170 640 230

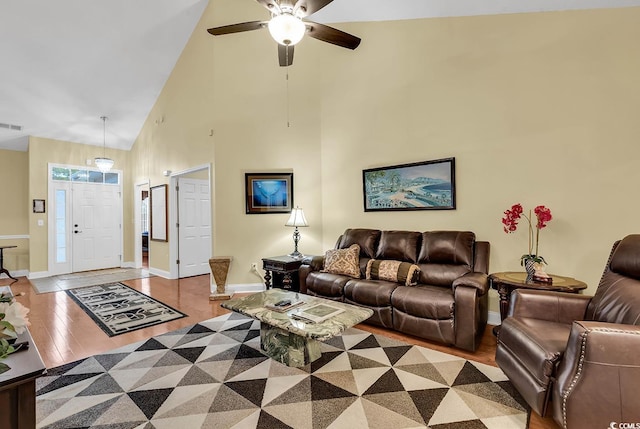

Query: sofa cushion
323 244 360 278
417 231 475 286
344 279 398 307
375 230 422 262
338 229 381 259
365 259 420 286
418 231 475 266
391 285 455 320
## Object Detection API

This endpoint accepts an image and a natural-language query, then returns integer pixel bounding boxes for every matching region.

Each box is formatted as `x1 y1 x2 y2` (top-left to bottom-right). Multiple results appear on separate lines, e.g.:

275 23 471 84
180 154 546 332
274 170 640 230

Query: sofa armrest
301 255 324 271
553 321 640 429
508 289 591 323
452 272 489 295
299 256 324 294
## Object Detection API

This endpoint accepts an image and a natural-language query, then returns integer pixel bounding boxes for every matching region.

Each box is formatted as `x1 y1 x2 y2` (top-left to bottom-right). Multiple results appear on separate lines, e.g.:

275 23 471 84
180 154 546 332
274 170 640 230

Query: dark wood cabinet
1 287 46 429
262 255 303 291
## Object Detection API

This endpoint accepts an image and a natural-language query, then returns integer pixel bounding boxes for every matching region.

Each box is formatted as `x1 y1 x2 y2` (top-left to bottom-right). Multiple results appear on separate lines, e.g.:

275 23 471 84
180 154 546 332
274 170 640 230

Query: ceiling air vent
0 122 23 131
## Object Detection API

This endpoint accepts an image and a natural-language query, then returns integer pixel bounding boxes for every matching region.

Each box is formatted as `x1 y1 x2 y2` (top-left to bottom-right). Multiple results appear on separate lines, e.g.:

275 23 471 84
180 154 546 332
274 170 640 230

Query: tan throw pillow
323 244 361 278
366 259 420 286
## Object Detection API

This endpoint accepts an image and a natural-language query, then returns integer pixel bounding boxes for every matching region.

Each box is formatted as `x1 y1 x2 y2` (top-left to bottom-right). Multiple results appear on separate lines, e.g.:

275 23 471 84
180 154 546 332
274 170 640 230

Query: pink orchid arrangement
502 203 553 265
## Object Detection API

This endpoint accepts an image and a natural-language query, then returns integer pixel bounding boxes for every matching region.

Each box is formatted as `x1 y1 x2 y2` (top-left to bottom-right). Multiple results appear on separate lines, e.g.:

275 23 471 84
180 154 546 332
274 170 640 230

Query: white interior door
177 177 211 277
72 182 122 272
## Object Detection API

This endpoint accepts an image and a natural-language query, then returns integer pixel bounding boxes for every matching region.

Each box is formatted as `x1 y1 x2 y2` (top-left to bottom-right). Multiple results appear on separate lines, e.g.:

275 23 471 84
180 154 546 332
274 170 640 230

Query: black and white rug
65 282 186 337
36 313 529 428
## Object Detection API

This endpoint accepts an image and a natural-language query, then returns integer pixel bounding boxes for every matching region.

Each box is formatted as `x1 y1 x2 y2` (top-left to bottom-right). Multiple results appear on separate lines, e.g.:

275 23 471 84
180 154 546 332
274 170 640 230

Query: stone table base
260 324 321 367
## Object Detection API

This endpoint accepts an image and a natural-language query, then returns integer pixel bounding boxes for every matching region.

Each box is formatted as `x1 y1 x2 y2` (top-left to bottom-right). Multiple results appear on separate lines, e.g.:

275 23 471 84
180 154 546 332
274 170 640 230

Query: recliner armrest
508 289 591 323
553 321 640 429
301 255 324 272
452 272 489 295
298 256 324 294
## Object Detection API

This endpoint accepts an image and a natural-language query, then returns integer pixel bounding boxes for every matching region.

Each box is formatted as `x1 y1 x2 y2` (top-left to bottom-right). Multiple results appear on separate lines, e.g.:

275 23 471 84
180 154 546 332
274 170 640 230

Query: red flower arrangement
502 203 553 265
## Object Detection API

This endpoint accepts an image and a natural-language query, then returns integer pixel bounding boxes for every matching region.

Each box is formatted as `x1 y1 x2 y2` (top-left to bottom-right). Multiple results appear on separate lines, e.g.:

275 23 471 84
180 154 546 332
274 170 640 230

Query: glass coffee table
222 289 373 367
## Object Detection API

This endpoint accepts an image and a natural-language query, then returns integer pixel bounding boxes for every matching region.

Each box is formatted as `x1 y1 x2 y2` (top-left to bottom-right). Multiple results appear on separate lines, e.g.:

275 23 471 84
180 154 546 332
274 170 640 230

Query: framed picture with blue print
245 172 293 214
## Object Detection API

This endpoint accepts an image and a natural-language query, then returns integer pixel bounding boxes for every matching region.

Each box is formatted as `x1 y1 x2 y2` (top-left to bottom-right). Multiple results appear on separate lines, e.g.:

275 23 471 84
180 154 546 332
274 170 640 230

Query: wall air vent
0 122 23 131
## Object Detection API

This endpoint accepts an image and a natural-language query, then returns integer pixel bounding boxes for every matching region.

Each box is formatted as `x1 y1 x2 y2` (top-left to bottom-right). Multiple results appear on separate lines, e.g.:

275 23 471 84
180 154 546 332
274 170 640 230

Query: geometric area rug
35 313 530 428
65 282 187 337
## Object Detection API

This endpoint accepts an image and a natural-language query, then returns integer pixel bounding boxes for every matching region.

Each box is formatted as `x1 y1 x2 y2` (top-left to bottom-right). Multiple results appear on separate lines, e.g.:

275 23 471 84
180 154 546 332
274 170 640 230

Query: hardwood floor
3 275 559 429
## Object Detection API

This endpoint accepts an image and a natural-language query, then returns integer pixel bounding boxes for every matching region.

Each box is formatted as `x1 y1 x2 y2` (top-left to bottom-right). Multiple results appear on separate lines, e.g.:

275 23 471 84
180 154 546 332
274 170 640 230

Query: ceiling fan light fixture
268 13 305 46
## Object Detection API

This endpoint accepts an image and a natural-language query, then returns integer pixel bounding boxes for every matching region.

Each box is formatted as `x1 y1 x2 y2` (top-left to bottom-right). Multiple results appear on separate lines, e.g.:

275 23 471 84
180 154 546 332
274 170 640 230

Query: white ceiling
2 0 640 152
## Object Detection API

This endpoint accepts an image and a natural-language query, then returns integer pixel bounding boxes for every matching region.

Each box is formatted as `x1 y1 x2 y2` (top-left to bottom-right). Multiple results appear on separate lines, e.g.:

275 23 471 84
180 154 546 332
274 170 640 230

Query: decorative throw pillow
323 244 361 278
366 259 420 286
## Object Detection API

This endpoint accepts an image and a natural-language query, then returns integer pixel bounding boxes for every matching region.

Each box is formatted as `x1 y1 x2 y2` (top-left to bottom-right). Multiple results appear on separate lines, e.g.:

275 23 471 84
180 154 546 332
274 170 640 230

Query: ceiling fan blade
293 0 334 18
278 44 295 67
255 0 281 14
207 21 266 36
306 22 361 50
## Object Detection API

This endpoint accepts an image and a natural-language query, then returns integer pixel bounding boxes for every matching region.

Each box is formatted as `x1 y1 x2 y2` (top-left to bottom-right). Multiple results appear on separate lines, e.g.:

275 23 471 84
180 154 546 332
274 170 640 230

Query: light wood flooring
3 274 559 429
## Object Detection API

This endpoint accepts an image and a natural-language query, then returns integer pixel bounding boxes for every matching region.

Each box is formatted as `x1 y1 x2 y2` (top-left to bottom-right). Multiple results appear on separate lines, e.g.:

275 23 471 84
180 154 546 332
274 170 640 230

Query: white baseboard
148 267 172 279
226 283 265 293
27 271 50 279
488 311 501 326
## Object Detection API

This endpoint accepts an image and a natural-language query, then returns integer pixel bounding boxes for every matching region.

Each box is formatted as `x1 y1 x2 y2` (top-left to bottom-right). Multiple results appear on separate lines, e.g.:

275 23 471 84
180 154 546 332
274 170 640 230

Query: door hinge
176 259 180 265
176 185 179 192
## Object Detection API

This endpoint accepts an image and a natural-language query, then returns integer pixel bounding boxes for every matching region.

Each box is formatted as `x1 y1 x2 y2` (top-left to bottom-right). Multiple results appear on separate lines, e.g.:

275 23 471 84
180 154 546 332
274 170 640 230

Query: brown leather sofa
495 234 640 429
299 228 490 352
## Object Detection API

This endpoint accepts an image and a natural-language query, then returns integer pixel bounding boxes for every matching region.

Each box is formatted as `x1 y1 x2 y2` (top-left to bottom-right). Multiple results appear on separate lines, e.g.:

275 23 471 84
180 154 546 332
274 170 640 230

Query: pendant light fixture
94 116 114 173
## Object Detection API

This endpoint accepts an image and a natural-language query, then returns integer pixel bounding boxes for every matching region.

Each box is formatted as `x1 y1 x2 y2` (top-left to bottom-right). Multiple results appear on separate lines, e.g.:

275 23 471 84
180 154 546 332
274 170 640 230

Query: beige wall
318 9 640 312
27 137 131 273
0 149 29 272
131 3 640 313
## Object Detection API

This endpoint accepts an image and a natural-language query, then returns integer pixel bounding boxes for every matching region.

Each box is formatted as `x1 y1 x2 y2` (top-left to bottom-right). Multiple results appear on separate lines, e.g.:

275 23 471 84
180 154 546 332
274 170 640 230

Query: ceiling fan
207 0 361 67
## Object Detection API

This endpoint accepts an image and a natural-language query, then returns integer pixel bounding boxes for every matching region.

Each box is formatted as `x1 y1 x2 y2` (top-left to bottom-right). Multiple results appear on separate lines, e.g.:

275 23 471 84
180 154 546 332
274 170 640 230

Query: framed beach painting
362 158 456 211
245 172 293 214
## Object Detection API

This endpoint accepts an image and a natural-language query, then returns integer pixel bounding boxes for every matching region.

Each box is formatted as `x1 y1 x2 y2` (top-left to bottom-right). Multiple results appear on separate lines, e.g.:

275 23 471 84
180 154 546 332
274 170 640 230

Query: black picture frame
245 173 293 214
363 157 456 211
33 199 45 213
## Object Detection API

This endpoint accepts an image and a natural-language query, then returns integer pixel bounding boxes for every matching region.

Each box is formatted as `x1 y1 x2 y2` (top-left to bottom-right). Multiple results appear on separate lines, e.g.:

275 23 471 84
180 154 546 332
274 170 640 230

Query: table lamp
285 207 308 259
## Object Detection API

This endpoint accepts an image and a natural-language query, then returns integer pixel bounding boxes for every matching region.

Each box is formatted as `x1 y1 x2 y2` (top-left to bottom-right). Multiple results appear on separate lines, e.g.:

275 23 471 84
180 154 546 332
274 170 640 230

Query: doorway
168 164 212 279
134 181 150 270
48 165 123 275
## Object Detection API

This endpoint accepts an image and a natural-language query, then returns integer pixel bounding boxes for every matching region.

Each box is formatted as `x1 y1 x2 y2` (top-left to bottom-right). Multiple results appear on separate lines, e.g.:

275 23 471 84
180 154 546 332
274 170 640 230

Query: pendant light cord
101 116 107 157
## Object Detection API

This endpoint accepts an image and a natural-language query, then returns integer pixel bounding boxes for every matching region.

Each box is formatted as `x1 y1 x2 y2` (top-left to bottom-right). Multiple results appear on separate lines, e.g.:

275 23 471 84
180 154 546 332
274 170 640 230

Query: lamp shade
285 207 308 227
268 13 306 46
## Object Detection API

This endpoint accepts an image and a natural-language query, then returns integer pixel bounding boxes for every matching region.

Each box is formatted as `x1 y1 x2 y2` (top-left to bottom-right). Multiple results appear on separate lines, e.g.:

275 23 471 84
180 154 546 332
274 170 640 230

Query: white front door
177 177 211 277
72 182 122 272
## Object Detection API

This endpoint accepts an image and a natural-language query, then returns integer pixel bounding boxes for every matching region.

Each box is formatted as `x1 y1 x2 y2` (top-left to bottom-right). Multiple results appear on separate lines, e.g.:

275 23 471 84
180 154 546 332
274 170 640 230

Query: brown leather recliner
495 234 640 429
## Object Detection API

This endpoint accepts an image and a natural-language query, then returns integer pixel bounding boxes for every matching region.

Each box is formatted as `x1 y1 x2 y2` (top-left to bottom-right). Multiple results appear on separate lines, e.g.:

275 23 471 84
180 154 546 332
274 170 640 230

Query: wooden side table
0 246 18 284
262 255 304 291
0 286 46 429
490 271 587 335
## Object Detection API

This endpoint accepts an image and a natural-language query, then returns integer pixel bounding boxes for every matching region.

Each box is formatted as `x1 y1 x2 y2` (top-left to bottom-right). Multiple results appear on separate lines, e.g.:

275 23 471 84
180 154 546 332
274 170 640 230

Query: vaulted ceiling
2 0 639 152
